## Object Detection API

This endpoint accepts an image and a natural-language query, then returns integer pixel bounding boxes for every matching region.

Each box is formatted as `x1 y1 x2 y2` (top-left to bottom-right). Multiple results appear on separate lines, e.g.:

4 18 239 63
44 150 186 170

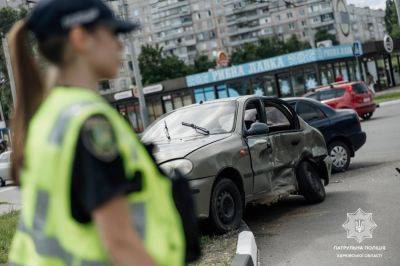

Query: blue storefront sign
186 44 359 88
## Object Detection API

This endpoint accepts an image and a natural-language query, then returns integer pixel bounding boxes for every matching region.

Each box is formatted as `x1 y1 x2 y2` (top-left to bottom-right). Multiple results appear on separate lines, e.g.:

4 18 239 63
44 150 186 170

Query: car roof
314 81 363 92
283 97 321 104
158 95 281 116
182 95 280 106
283 97 337 114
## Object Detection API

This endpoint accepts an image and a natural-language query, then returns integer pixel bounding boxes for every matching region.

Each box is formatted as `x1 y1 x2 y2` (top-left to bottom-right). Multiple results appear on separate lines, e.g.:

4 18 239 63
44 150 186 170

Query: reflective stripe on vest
48 101 139 161
130 202 146 239
48 101 99 144
17 190 108 266
17 190 147 265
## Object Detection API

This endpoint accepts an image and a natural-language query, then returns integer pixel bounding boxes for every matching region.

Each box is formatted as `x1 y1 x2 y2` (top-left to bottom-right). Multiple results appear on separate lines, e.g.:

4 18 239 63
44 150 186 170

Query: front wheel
361 112 373 120
296 161 326 204
210 178 243 233
328 141 351 172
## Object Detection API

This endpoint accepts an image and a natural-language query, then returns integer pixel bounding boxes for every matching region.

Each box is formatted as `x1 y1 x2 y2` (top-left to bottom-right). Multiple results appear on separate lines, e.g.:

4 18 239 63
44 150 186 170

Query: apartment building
147 0 225 63
102 0 386 94
347 4 386 42
113 0 386 63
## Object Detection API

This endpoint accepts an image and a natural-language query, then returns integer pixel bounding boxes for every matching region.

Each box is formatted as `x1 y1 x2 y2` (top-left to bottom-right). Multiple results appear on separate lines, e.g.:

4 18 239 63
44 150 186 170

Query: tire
296 161 326 204
210 178 243 233
361 112 373 120
0 178 5 187
328 141 351 172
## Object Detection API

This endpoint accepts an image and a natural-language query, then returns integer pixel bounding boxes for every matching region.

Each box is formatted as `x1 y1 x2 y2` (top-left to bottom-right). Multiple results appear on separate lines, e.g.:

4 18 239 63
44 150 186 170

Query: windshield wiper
182 122 210 135
164 120 171 141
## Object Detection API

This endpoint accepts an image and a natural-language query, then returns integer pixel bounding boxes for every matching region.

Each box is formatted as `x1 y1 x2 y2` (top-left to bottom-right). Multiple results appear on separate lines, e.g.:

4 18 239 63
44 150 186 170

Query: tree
231 43 259 65
314 28 339 45
138 44 192 85
285 34 311 53
193 54 216 72
160 55 191 81
0 7 27 121
257 37 286 58
230 35 311 65
138 44 164 85
385 0 400 38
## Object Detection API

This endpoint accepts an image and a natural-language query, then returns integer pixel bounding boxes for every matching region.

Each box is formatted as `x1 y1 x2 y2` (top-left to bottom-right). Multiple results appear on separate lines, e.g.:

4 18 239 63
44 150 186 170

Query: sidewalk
0 186 20 215
376 86 400 96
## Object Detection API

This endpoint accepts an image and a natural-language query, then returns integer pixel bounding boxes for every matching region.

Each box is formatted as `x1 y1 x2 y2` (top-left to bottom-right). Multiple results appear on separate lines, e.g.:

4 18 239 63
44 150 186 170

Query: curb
379 99 400 107
231 221 257 266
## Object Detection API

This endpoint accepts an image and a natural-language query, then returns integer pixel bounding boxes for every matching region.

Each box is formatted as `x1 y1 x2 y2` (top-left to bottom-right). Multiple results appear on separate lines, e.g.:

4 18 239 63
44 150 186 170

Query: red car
305 81 377 120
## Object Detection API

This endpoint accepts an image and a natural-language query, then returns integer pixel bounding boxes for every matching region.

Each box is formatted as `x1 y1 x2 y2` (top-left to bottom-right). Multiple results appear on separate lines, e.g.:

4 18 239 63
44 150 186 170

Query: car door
263 99 302 192
243 100 274 196
295 100 330 137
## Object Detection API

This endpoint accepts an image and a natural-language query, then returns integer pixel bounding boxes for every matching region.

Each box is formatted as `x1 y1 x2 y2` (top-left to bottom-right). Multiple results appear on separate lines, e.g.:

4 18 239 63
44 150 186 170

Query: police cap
27 0 140 41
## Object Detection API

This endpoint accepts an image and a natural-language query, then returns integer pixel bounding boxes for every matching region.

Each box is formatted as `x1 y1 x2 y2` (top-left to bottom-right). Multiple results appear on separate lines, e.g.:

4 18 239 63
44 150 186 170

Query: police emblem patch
82 116 118 162
342 208 377 243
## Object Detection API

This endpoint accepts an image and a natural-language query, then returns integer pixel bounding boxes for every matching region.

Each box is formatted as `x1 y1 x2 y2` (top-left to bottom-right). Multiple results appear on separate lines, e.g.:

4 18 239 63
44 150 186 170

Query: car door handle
291 139 301 146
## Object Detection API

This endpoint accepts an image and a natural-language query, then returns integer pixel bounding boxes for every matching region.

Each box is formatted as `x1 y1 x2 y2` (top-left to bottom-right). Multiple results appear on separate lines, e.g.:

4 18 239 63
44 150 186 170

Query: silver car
142 96 331 233
0 151 11 187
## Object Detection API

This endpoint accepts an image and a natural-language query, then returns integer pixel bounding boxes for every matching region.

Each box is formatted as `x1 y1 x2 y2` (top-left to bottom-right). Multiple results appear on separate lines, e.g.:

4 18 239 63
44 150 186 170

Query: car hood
150 133 231 164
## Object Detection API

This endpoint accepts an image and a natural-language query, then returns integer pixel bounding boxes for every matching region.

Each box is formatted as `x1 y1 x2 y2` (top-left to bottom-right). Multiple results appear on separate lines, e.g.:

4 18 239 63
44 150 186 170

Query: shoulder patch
81 116 119 162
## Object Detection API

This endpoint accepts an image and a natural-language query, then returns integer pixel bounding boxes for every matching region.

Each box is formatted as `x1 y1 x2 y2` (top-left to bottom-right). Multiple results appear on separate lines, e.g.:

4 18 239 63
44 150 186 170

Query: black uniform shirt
70 115 140 224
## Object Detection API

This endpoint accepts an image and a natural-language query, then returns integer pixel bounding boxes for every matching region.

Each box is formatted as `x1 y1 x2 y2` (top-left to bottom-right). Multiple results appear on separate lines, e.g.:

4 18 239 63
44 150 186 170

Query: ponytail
8 20 46 184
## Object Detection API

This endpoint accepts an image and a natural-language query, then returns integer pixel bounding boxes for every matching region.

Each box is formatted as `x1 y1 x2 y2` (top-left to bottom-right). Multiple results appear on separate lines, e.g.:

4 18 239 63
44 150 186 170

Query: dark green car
142 96 332 233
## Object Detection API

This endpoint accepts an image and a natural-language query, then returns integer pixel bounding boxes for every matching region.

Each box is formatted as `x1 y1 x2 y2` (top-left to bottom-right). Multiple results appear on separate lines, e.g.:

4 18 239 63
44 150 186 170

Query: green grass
375 92 400 104
190 231 238 266
0 202 10 205
0 211 19 263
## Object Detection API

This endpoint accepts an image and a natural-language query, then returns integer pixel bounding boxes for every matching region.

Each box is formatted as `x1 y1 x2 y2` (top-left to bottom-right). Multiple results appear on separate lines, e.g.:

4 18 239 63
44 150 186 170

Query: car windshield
142 101 237 142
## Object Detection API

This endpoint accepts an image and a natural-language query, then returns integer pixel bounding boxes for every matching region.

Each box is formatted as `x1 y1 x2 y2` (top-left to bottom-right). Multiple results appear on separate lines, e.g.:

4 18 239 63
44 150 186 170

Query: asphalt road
245 103 400 266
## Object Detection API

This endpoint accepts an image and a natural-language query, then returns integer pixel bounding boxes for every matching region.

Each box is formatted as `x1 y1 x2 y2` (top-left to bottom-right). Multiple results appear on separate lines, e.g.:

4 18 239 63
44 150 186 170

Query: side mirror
245 122 269 137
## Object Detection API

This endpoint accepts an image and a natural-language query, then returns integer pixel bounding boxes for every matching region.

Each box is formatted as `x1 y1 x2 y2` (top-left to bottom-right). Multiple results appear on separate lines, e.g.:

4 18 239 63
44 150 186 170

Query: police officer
8 0 187 265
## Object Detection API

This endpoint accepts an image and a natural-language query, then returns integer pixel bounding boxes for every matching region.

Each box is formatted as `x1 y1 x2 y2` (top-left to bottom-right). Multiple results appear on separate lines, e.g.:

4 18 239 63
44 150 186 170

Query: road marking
0 187 17 193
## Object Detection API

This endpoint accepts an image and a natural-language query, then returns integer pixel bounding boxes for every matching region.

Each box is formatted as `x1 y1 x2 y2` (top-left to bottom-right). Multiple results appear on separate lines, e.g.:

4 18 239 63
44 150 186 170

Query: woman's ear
69 26 92 54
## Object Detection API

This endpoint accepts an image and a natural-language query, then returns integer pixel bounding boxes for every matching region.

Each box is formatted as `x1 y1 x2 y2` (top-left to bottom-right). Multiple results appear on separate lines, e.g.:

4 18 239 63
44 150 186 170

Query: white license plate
363 98 370 103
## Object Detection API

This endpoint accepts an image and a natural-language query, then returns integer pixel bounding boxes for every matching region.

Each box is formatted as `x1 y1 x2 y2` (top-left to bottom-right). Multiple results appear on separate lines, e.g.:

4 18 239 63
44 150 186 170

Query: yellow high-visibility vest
9 87 185 266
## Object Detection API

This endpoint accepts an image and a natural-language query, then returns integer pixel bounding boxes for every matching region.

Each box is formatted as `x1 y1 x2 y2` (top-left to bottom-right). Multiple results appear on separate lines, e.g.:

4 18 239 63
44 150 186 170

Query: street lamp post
117 0 150 129
0 79 7 125
395 0 400 26
1 34 17 108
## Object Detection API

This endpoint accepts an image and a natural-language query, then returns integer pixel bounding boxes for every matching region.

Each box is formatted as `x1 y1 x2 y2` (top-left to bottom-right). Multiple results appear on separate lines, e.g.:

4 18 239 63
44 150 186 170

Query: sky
347 0 386 10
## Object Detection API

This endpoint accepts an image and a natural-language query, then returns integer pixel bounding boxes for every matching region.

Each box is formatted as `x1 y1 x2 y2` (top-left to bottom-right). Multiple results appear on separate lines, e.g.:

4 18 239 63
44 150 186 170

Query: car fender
294 151 330 187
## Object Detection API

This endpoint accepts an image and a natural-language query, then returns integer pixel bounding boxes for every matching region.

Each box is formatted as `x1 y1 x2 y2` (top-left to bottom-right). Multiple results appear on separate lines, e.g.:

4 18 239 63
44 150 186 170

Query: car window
336 88 346 97
296 102 325 122
244 101 263 130
263 101 294 133
319 89 337 101
352 83 368 94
